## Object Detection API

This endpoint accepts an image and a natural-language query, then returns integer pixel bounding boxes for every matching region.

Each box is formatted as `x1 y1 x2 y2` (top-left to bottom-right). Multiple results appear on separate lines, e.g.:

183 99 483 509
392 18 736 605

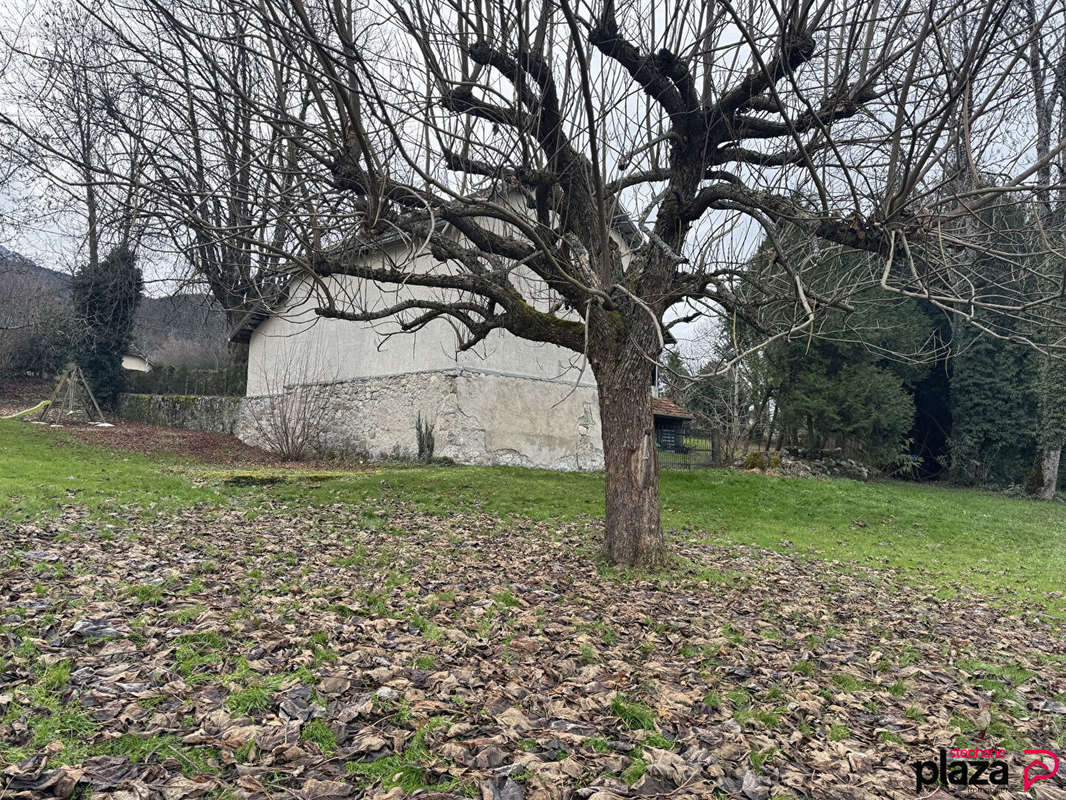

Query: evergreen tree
945 198 1041 487
700 231 939 470
765 305 931 468
71 246 142 409
746 240 935 468
1028 350 1066 496
947 332 1038 485
904 304 954 480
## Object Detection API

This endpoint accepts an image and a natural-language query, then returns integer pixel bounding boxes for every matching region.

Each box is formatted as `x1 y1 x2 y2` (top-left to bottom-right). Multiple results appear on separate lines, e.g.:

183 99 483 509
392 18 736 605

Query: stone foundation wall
118 370 605 471
117 393 242 433
236 369 604 471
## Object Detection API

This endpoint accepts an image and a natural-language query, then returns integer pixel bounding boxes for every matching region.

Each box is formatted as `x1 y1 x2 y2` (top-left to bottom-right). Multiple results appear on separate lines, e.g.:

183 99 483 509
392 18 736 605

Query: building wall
121 355 151 372
241 269 606 468
240 199 639 468
235 368 604 470
246 271 596 397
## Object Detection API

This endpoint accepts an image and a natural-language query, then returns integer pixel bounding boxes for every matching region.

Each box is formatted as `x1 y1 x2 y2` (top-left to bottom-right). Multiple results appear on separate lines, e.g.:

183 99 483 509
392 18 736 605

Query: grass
98 734 221 777
750 746 776 772
620 753 648 785
0 420 217 521
828 724 851 741
128 583 164 605
0 653 222 775
173 632 227 684
5 418 1066 613
831 674 869 693
643 732 674 749
226 686 272 715
299 720 337 754
610 695 657 730
344 716 473 795
169 604 206 624
587 737 611 753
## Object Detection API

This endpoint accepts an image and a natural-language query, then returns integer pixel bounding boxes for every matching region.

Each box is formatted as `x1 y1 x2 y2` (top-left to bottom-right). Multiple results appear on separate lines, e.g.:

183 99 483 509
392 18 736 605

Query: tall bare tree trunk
1024 0 1065 499
85 176 99 269
590 320 664 568
1031 355 1066 499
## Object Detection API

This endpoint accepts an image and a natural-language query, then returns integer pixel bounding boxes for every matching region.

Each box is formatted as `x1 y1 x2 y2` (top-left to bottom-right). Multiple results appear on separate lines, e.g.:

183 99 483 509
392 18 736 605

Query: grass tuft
610 695 656 731
300 719 337 754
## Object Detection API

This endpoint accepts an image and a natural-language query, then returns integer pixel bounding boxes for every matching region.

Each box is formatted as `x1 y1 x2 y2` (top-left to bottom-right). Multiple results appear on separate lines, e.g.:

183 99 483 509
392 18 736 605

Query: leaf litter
1 501 1065 800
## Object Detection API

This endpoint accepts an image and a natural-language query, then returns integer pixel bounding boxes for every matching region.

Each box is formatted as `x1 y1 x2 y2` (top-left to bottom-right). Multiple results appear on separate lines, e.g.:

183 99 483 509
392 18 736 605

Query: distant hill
133 293 230 367
0 245 71 296
0 247 230 368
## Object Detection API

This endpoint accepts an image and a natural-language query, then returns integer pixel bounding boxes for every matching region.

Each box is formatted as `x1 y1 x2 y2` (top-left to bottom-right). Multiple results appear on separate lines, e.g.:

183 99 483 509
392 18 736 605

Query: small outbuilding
121 353 151 373
652 397 695 453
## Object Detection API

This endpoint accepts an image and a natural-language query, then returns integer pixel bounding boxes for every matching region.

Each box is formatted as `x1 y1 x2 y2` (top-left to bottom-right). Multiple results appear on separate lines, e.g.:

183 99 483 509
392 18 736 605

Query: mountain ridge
0 246 230 368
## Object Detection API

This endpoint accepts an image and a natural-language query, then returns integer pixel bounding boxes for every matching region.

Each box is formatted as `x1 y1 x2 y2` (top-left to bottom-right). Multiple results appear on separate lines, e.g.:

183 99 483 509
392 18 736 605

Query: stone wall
236 368 604 471
117 369 605 471
116 393 242 434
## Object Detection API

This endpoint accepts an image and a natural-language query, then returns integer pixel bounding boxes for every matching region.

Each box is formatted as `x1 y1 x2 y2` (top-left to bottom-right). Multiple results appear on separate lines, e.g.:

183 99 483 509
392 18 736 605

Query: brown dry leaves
1 502 1065 800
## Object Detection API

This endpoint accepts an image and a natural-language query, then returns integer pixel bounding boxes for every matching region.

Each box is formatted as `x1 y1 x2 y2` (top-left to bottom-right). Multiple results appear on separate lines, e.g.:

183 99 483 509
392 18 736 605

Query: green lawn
3 418 1064 616
0 420 217 520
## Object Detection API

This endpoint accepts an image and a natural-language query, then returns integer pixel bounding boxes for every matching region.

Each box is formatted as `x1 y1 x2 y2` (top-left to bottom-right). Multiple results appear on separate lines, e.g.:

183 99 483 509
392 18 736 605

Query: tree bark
765 404 777 452
592 332 664 569
1038 446 1061 500
84 164 99 270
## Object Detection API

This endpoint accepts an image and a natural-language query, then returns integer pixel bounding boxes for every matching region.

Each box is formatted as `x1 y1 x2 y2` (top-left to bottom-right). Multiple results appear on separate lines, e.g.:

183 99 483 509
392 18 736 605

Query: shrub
416 413 435 461
244 343 332 460
741 451 766 470
126 363 245 396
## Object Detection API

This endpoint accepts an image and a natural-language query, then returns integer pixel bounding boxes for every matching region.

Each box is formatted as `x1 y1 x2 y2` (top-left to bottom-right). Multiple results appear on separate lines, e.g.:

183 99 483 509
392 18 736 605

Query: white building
229 199 691 469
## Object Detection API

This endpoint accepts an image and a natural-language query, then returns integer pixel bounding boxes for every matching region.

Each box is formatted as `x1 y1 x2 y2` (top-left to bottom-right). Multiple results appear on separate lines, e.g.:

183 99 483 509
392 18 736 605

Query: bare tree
1021 0 1066 499
0 2 152 268
42 0 1066 562
91 0 312 322
1 0 301 324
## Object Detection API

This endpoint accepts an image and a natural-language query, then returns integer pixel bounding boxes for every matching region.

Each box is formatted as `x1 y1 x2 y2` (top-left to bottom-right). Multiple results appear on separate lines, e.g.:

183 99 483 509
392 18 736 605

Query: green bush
741 451 767 470
126 363 245 396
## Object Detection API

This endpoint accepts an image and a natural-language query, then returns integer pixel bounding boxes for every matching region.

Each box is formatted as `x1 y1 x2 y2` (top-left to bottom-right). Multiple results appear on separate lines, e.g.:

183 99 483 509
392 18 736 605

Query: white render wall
246 268 596 397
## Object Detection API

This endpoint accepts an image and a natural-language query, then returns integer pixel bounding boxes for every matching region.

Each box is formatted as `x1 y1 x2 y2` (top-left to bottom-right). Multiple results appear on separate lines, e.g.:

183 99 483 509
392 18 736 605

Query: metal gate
657 433 718 469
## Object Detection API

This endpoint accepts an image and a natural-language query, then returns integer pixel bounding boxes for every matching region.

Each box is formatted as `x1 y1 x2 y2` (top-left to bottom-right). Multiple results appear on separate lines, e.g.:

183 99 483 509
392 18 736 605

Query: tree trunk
592 343 664 568
765 404 777 452
84 167 99 270
1038 446 1061 500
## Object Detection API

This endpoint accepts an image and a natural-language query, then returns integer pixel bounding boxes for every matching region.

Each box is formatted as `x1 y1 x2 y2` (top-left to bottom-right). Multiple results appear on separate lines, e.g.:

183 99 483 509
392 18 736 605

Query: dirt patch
2 503 1064 800
0 376 54 417
0 381 362 470
65 421 378 470
65 421 284 465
